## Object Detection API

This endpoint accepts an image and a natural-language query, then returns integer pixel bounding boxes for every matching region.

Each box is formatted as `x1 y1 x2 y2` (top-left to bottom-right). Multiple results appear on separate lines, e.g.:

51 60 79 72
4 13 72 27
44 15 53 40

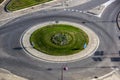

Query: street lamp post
61 66 64 80
61 66 68 80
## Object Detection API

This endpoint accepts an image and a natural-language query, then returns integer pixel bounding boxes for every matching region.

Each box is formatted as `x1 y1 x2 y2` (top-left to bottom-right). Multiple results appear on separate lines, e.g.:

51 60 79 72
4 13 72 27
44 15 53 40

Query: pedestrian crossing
63 8 84 13
63 8 101 17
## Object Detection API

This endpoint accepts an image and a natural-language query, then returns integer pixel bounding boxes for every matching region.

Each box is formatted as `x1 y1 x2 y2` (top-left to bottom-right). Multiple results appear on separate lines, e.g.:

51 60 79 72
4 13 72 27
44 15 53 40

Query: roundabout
0 0 120 80
21 21 99 62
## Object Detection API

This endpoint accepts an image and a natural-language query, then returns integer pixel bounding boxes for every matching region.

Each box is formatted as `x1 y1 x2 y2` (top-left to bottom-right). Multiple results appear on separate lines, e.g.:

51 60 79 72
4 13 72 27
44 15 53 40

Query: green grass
0 0 4 3
7 0 52 11
30 24 89 56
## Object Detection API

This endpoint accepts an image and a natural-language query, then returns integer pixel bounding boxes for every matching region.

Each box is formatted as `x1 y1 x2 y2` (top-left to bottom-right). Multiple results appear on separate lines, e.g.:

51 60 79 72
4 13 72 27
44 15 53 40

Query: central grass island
30 24 89 56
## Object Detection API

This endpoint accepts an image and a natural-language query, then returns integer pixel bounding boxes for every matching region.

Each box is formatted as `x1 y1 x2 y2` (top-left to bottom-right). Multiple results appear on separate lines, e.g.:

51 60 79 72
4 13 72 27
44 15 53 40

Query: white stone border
0 0 6 6
20 21 100 63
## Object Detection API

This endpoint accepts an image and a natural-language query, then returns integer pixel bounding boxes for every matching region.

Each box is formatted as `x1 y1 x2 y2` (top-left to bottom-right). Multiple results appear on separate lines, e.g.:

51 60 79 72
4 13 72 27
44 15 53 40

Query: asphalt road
0 0 120 80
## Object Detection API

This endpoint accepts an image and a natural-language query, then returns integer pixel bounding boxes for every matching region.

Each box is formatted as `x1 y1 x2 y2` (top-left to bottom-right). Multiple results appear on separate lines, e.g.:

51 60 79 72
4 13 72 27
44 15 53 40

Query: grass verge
7 0 52 11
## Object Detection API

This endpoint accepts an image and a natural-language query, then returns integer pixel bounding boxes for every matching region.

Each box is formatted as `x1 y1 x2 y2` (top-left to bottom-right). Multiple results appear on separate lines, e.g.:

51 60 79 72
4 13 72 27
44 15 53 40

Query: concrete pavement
0 68 28 80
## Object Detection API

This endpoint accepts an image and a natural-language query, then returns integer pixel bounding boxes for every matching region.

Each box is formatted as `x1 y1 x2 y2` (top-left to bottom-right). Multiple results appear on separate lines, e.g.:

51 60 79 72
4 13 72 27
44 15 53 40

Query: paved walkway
21 21 99 63
0 68 28 80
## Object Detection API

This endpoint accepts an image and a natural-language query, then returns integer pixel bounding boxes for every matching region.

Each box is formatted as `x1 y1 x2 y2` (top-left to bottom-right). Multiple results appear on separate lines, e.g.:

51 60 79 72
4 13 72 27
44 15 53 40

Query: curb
0 0 7 6
116 10 120 30
4 0 11 12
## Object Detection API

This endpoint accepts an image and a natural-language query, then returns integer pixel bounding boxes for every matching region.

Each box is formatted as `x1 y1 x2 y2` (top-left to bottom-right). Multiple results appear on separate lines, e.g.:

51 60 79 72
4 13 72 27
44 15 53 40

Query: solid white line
103 0 116 6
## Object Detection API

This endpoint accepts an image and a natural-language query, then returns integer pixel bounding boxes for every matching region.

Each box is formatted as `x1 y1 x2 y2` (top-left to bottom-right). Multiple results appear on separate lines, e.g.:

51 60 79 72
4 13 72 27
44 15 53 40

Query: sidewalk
0 68 28 80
